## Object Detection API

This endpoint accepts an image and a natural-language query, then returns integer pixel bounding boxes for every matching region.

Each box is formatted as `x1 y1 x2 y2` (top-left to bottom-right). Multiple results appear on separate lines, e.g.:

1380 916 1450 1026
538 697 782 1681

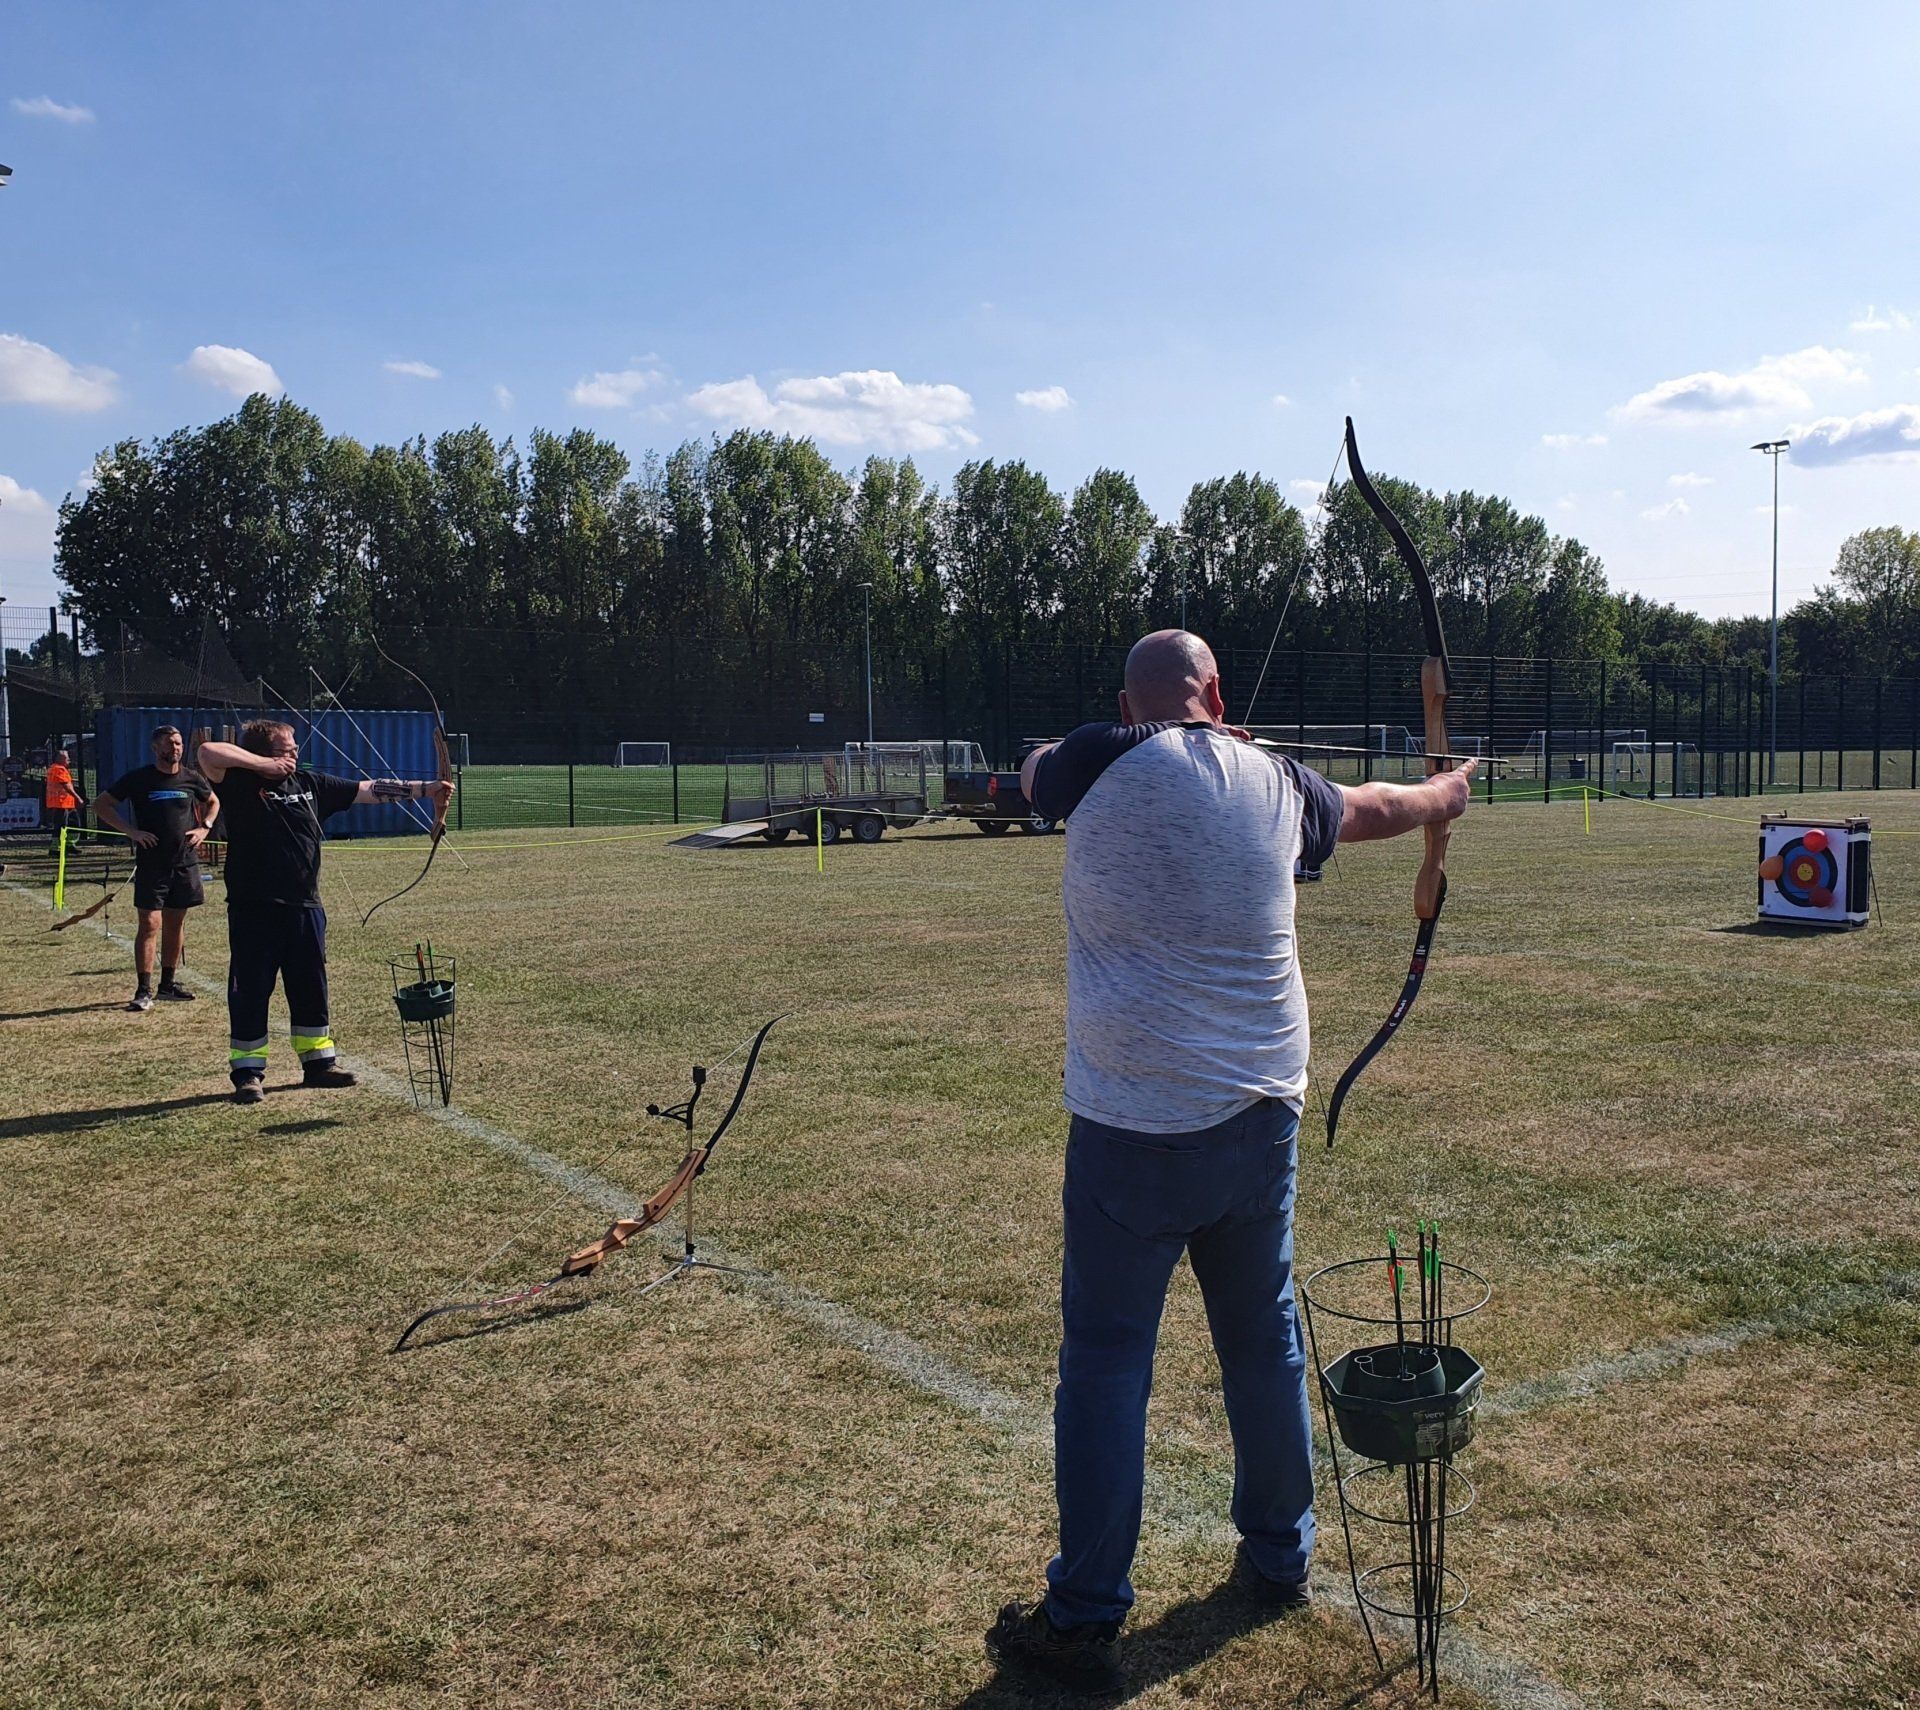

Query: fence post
667 633 680 823
1596 658 1607 790
1542 655 1553 804
1295 647 1305 755
1697 660 1708 798
1835 679 1845 791
1647 664 1658 800
1486 654 1497 802
1873 676 1884 789
567 759 576 828
1797 674 1806 794
1910 676 1918 791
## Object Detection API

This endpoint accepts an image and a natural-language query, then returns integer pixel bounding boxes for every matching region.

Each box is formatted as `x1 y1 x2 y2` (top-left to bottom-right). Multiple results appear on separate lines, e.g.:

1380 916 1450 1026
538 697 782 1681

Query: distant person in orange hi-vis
42 749 83 855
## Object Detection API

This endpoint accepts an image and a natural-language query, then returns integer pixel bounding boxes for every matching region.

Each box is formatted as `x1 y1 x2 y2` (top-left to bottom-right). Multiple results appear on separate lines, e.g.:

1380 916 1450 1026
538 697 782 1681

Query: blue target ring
1774 837 1838 909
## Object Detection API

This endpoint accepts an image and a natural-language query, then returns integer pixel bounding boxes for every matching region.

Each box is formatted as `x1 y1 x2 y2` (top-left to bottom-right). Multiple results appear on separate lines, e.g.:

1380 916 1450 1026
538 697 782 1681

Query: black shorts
133 862 205 912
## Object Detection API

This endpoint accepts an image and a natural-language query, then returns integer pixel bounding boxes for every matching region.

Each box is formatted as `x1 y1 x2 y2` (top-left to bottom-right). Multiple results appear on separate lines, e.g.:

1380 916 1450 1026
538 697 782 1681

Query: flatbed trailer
721 750 931 845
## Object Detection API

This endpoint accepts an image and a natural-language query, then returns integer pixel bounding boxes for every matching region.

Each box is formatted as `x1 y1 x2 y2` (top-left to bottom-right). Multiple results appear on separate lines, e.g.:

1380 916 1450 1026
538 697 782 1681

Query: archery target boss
1757 815 1870 930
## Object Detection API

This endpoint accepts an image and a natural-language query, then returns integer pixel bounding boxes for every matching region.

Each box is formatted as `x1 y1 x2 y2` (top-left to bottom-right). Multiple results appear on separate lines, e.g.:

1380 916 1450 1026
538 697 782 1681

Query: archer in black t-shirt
197 717 454 1106
93 725 219 1010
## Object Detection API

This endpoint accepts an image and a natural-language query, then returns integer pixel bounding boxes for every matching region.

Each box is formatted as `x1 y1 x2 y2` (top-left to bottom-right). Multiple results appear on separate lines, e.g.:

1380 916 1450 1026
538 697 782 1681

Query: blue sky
3 0 1916 628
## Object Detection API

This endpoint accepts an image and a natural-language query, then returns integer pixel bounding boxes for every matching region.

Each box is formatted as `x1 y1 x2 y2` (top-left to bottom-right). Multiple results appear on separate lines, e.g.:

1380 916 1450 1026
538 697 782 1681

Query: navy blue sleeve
1029 721 1180 819
1280 755 1344 868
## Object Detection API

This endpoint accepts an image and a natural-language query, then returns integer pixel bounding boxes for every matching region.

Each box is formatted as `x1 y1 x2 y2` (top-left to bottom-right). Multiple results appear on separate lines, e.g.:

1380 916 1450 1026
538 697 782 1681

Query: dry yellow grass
2 788 1916 1707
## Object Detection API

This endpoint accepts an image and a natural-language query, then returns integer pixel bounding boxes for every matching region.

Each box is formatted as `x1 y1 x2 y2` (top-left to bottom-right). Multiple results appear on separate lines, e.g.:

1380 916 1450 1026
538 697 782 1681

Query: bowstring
307 661 470 870
1240 431 1348 727
254 673 374 923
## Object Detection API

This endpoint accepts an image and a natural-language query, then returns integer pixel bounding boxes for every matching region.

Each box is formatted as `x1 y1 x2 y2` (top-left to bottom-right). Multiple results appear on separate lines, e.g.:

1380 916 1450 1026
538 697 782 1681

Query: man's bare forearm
196 741 273 778
1337 772 1470 843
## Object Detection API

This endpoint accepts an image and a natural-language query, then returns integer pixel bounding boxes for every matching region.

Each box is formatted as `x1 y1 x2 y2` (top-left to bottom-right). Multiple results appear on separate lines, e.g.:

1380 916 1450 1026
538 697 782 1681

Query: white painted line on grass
1 875 1647 1710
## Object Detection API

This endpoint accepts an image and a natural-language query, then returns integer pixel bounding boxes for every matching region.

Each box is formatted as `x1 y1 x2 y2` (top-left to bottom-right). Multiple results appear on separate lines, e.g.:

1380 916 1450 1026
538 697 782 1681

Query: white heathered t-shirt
1030 721 1345 1134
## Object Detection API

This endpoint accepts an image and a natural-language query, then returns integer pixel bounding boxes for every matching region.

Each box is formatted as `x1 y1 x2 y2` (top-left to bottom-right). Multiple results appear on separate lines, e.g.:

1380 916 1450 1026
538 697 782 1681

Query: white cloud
685 369 978 452
383 358 441 380
1641 497 1692 521
11 96 94 124
0 474 52 515
1271 393 1293 408
493 383 514 412
1615 345 1867 424
1014 385 1073 412
1849 305 1913 334
0 474 58 566
181 343 284 397
1554 497 1578 513
1542 432 1606 449
1668 472 1713 488
0 332 120 411
1788 404 1920 466
568 366 663 409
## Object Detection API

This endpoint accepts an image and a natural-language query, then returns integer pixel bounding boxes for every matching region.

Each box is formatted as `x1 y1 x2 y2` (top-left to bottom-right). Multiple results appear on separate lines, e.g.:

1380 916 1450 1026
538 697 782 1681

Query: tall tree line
51 394 1920 687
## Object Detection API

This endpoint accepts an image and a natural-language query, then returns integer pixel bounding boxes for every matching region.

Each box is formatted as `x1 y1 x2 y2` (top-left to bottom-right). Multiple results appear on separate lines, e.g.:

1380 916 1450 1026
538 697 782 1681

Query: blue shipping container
95 706 442 839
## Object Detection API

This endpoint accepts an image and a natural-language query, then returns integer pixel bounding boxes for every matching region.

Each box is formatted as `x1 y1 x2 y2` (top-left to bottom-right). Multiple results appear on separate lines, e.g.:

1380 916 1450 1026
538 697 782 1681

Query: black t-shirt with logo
221 768 360 906
106 764 214 867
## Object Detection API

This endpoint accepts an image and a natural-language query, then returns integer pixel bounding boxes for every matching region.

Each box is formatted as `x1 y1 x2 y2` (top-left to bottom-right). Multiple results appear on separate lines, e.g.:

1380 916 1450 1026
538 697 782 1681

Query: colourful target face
1771 835 1840 909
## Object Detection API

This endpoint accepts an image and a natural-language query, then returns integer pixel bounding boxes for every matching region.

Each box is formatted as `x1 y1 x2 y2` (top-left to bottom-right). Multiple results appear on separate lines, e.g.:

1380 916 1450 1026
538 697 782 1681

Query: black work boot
985 1599 1122 1696
1230 1542 1311 1611
301 1064 358 1089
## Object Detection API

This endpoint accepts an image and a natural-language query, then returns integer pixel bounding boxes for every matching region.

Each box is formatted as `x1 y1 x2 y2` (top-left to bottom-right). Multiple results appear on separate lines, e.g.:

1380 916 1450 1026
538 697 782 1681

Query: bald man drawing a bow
986 629 1475 1695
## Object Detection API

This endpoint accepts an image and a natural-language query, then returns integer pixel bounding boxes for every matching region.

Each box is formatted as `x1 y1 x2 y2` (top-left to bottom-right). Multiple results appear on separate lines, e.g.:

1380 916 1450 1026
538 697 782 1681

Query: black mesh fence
8 614 1920 837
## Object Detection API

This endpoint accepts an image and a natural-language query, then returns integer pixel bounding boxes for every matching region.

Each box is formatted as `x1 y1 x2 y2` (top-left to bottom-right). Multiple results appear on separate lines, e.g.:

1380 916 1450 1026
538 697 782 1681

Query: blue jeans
1045 1098 1314 1629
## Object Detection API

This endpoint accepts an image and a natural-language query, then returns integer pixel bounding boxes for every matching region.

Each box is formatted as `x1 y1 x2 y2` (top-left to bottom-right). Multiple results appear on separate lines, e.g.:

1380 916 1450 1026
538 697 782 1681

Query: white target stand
1758 815 1870 929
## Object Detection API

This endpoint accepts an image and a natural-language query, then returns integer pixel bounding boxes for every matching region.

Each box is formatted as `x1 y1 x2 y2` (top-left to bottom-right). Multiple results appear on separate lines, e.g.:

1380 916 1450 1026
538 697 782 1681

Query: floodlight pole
858 581 874 749
1751 440 1789 787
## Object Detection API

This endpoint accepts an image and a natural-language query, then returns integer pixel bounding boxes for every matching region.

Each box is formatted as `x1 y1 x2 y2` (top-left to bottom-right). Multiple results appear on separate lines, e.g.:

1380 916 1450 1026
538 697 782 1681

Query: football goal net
1513 726 1645 779
614 741 672 768
1610 739 1700 794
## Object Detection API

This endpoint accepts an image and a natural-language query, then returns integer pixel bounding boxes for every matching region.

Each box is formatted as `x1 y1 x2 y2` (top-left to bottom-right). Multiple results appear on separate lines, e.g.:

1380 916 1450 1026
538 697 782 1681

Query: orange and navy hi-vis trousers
226 901 336 1084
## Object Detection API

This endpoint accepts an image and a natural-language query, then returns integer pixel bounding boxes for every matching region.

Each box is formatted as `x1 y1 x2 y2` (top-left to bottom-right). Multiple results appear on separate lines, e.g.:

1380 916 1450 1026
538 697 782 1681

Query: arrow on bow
391 1016 783 1352
1322 417 1458 1148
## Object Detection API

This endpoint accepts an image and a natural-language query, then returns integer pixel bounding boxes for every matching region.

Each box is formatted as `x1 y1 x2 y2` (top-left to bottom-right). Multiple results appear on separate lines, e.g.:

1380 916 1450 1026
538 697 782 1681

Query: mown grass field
3 787 1917 1709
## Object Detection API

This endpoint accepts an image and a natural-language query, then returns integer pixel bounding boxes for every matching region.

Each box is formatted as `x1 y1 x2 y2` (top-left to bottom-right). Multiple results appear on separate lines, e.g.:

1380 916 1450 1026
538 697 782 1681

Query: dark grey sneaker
1231 1542 1311 1611
155 984 196 1002
232 1077 265 1106
127 991 154 1013
985 1599 1122 1696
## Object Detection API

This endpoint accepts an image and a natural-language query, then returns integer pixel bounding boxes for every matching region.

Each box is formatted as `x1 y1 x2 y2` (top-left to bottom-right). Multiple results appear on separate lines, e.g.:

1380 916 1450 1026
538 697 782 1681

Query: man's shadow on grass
0 1085 303 1140
955 1580 1327 1708
0 1000 129 1022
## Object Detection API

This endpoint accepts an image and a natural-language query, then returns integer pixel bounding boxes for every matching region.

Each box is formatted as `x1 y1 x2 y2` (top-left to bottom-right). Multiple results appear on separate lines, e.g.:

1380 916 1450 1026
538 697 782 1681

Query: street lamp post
858 582 874 750
1752 439 1789 787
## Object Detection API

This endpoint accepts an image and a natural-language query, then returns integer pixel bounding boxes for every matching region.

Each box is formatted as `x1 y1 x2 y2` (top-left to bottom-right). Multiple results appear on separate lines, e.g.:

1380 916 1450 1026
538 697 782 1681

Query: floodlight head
0 164 12 187
1750 439 1790 454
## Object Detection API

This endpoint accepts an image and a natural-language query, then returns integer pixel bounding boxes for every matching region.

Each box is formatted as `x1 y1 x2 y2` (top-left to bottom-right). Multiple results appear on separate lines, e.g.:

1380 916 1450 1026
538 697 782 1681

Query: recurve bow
1323 418 1458 1148
391 1016 782 1351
